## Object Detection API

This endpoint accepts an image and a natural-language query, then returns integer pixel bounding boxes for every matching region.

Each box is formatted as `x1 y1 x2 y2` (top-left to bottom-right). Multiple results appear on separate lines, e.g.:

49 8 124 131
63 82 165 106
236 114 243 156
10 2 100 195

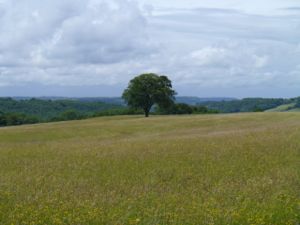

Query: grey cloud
150 8 300 43
0 0 158 87
0 0 299 97
42 0 151 65
2 0 152 67
144 7 300 91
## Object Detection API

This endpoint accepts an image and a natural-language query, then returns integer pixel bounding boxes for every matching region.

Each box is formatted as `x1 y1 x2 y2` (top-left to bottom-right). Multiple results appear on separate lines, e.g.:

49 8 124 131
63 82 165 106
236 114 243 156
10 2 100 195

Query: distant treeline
199 98 300 113
0 98 122 120
295 98 300 108
155 103 219 115
1 97 300 127
0 98 218 127
0 108 143 127
0 112 40 126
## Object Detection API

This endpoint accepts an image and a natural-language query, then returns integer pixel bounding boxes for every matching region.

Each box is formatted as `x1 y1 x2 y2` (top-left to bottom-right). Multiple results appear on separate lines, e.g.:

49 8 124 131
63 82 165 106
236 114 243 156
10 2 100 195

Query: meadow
0 113 299 224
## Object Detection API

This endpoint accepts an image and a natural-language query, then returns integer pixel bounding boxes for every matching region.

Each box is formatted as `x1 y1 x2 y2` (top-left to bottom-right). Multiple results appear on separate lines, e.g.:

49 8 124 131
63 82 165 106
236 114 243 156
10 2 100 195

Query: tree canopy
122 73 176 117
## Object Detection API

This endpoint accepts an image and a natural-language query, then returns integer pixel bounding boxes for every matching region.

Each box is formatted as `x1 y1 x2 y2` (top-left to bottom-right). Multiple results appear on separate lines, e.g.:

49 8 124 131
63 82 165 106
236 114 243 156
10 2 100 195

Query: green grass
288 108 300 112
0 113 299 225
266 103 296 112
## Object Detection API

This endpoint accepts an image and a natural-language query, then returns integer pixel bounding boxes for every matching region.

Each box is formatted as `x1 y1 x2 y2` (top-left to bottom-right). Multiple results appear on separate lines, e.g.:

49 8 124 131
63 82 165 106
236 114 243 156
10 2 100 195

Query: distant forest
0 96 299 127
199 98 296 113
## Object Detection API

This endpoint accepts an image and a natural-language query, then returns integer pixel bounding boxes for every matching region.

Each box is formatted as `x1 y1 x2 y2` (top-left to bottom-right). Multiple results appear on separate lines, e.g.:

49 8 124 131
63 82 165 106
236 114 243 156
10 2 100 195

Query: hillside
266 99 300 112
5 97 300 119
199 98 300 113
266 103 296 112
0 113 299 224
13 96 236 106
175 96 236 105
0 98 124 120
199 98 287 113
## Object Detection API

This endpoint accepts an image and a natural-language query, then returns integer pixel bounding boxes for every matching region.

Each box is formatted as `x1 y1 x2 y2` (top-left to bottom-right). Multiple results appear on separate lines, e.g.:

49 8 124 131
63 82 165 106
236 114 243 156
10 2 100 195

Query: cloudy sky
0 0 299 98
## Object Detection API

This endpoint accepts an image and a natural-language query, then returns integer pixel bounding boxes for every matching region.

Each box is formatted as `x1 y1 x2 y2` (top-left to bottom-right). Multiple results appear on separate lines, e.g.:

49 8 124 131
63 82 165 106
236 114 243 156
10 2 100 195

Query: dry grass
0 113 299 224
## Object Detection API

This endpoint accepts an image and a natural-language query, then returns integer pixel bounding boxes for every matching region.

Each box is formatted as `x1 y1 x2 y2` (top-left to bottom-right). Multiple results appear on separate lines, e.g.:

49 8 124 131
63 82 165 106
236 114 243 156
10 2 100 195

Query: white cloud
190 47 228 66
253 55 269 68
0 0 156 85
137 0 300 15
0 0 299 97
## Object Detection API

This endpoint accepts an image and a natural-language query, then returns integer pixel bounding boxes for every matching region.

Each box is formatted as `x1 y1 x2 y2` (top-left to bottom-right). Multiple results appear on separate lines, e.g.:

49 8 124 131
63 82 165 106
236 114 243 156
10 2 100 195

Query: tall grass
0 113 299 224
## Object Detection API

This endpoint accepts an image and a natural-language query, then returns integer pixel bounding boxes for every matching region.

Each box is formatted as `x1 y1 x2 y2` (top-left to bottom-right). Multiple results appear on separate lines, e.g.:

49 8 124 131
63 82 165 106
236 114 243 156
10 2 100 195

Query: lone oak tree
122 73 176 117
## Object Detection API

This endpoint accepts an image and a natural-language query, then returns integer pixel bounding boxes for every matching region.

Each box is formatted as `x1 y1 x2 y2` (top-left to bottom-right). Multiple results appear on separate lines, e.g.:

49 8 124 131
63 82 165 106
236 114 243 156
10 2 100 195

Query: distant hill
266 98 300 112
175 96 236 105
199 97 300 113
74 97 125 105
0 98 123 120
7 96 300 116
13 96 126 105
265 103 296 112
12 96 236 106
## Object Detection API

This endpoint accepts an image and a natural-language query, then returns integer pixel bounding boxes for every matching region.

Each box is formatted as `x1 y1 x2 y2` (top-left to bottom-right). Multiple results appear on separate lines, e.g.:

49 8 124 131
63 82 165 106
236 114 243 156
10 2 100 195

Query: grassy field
266 103 296 112
0 113 299 225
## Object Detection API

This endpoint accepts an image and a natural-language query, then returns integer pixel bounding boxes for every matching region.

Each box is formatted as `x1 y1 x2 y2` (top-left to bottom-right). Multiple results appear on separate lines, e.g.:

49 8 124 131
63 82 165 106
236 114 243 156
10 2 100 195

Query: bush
0 112 39 127
155 104 219 115
60 110 84 121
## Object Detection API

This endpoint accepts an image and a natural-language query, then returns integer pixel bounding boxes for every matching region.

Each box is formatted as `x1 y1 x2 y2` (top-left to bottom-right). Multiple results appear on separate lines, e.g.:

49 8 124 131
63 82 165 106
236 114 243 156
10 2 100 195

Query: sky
0 0 299 98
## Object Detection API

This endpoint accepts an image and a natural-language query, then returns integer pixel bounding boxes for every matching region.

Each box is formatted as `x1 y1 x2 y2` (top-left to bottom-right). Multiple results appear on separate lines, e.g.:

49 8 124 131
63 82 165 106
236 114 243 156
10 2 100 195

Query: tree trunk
144 109 149 117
